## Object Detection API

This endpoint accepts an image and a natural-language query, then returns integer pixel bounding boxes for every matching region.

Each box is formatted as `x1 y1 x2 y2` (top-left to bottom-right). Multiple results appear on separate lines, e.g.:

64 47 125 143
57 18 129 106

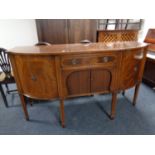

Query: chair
35 42 52 46
0 48 16 107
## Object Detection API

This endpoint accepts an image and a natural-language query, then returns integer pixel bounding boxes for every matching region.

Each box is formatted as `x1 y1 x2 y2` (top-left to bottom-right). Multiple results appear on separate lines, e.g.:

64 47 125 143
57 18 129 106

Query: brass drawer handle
71 59 78 65
102 56 109 62
31 75 37 81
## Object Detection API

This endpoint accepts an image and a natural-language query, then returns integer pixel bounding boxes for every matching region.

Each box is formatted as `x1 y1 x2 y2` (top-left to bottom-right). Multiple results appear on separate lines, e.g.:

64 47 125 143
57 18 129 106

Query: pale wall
0 19 38 49
139 19 155 41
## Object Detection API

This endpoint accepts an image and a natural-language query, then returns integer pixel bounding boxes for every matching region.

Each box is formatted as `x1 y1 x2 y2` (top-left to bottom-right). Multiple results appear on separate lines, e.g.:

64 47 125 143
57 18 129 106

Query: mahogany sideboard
8 41 148 127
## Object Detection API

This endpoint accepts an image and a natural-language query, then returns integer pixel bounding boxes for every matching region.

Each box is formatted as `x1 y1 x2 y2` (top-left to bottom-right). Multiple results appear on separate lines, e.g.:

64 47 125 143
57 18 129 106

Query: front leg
110 92 117 120
20 95 29 120
60 99 65 128
133 83 141 106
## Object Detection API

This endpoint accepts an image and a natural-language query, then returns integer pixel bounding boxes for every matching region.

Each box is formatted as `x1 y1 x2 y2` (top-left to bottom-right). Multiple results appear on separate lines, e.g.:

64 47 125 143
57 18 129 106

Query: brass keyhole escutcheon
31 75 37 81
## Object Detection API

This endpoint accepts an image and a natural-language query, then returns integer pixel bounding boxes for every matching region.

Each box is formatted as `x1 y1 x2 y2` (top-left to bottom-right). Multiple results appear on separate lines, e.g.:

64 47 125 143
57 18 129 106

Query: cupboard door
62 70 91 97
36 19 68 44
68 19 97 43
91 69 112 93
14 55 58 99
121 49 146 89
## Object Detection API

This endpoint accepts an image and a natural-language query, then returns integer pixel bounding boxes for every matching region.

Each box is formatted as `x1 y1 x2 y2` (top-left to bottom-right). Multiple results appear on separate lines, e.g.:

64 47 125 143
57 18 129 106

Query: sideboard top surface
9 41 148 55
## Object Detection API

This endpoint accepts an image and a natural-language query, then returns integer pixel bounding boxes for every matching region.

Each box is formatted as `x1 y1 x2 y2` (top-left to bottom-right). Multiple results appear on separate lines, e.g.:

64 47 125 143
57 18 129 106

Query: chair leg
0 84 8 107
122 90 125 96
133 83 141 106
110 92 117 120
20 95 29 120
5 84 10 94
60 99 65 128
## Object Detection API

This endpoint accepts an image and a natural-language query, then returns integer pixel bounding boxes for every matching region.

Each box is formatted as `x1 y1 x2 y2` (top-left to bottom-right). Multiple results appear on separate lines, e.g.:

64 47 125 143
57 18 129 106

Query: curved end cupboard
8 42 148 127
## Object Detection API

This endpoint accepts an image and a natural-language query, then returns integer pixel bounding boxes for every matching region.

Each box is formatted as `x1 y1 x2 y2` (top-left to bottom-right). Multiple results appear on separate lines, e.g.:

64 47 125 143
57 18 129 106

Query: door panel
15 55 58 99
62 70 91 96
121 49 146 89
36 19 68 44
68 19 97 43
36 19 97 44
91 69 112 93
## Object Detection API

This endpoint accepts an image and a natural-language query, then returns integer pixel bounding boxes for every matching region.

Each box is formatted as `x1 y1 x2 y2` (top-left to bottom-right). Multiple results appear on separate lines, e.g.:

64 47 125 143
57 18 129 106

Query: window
97 19 143 30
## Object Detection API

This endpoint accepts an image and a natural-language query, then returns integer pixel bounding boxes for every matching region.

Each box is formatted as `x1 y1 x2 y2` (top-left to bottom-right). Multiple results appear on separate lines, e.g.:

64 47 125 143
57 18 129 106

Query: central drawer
61 53 117 68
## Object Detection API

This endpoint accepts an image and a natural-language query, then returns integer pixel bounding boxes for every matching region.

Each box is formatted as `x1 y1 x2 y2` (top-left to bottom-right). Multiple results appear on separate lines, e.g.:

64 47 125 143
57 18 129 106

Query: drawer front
91 55 116 66
61 53 117 68
62 57 91 67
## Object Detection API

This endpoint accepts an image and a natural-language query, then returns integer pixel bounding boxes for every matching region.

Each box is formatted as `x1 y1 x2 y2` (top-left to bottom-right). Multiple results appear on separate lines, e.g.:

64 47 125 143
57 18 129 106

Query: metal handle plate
102 56 109 62
71 59 78 65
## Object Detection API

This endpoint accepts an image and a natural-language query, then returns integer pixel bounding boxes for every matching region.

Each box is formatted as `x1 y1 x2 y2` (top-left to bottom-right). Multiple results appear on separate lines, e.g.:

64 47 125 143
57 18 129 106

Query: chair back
0 48 12 78
144 29 155 44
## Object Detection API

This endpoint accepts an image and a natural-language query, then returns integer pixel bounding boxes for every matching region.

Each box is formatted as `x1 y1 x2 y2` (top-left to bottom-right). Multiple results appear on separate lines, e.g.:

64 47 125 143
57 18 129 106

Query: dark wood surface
8 42 148 127
144 29 155 44
9 41 147 55
36 19 68 44
68 19 96 43
143 29 155 87
36 19 97 44
143 52 155 87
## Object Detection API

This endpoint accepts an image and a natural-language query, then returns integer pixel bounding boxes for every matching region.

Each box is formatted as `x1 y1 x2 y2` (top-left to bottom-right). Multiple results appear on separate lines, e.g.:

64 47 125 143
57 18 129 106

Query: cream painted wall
139 19 155 41
0 19 38 49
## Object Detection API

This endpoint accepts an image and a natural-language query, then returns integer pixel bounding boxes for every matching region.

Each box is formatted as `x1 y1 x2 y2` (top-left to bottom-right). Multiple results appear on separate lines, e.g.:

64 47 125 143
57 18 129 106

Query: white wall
0 19 38 49
139 19 155 42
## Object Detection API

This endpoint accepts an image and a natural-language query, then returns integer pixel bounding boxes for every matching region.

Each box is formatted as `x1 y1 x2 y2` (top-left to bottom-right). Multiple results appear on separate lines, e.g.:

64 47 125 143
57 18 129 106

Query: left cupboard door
13 55 59 100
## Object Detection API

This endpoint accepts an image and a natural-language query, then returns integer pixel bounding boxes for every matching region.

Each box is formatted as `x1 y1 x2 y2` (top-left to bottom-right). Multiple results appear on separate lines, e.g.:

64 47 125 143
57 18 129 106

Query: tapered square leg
20 95 29 120
60 99 65 128
110 92 117 120
133 83 140 106
0 84 8 107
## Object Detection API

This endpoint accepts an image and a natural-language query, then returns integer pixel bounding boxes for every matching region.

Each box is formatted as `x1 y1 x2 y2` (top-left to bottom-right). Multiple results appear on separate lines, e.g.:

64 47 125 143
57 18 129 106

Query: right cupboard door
91 69 112 93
